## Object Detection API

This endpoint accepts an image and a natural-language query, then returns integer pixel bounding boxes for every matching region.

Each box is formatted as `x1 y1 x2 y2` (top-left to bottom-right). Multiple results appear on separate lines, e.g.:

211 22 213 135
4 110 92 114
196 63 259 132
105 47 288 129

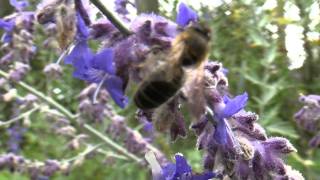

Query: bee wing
182 59 208 121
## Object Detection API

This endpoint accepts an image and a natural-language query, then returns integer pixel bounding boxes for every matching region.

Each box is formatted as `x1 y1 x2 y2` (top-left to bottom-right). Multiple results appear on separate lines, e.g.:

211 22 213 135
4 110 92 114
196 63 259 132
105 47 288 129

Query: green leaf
264 44 277 64
248 29 269 46
261 86 278 105
260 105 280 125
266 121 299 139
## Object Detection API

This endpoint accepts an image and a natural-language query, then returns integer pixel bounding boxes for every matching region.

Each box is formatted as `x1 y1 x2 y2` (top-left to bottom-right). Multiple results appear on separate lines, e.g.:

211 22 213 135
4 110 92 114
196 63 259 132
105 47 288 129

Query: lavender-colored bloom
65 42 127 108
9 63 30 81
130 14 179 39
0 19 15 43
0 19 15 32
176 3 198 27
146 152 217 180
76 12 89 41
89 20 118 39
10 0 29 11
115 0 129 15
75 0 91 26
309 133 320 147
43 63 62 78
7 124 26 154
210 92 248 145
295 94 320 148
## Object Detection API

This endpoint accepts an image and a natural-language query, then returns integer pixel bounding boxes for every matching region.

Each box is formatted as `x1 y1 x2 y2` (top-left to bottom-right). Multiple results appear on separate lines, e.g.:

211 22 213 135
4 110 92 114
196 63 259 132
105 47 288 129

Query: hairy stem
0 106 40 127
89 0 132 36
83 124 144 164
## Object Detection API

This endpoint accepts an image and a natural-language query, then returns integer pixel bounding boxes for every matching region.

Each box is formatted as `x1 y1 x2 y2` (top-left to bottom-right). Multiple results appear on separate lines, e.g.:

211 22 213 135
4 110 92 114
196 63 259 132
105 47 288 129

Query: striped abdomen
134 72 184 110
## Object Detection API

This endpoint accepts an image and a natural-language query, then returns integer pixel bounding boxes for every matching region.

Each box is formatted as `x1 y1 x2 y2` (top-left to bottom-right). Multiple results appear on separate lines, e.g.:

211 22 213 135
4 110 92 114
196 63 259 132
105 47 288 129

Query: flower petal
92 48 115 75
76 13 89 40
176 2 198 27
65 41 94 81
223 92 248 118
10 0 29 10
173 154 192 177
104 75 128 108
213 118 228 144
0 19 15 32
162 163 176 179
1 33 13 43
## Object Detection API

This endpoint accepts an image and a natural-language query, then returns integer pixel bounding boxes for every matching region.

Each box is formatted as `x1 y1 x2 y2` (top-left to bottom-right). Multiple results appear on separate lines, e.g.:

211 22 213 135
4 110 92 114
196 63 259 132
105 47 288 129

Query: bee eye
193 26 211 39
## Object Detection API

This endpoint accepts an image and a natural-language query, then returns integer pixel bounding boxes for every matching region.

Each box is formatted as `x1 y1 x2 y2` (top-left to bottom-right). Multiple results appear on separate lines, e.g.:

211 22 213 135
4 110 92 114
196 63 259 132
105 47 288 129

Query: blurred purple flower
10 0 29 11
0 19 15 43
295 94 320 148
176 2 198 27
0 19 15 32
130 14 179 39
7 124 26 154
115 0 129 15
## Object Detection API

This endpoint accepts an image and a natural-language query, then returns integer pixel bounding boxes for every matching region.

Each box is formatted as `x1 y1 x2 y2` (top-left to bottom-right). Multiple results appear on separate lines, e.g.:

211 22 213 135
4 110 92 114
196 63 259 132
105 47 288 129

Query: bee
134 22 211 110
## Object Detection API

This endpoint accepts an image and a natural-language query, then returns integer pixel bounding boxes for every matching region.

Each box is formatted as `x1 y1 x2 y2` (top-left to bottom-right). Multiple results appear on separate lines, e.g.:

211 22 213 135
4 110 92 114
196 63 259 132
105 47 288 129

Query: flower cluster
0 153 70 179
145 152 218 180
0 0 305 179
191 62 302 179
295 94 320 148
0 0 35 81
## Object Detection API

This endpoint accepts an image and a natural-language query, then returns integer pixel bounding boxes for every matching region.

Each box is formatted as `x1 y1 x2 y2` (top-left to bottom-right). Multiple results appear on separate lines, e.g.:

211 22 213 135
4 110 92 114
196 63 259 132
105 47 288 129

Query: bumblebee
134 22 211 110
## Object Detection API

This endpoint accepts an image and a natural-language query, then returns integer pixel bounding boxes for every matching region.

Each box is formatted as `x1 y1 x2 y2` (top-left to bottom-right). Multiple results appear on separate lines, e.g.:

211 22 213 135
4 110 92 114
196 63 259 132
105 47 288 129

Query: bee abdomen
134 81 181 110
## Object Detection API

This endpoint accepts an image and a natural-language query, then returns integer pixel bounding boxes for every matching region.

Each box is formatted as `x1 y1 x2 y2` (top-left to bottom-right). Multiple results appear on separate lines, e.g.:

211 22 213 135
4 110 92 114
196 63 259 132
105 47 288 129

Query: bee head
188 22 211 40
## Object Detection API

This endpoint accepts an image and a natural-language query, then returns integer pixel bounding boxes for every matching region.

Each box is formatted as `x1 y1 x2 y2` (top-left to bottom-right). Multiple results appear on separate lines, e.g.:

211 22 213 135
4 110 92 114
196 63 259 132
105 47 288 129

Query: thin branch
63 143 104 162
0 70 76 120
89 0 132 36
0 106 40 127
83 123 144 165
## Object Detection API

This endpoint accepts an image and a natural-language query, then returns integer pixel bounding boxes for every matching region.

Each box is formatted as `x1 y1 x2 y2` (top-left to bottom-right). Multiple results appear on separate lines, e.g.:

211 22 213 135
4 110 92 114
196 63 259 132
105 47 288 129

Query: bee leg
136 109 154 122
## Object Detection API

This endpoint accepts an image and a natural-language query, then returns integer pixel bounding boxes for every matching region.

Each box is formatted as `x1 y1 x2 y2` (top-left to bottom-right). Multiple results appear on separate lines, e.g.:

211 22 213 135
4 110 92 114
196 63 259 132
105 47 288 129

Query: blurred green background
0 0 320 179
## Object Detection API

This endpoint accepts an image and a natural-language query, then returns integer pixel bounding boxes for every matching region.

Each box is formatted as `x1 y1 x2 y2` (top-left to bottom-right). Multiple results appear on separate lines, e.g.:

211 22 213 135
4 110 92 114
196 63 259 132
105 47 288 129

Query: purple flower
0 19 15 32
0 19 15 43
65 42 127 108
10 0 29 11
211 92 248 145
295 94 320 148
76 12 89 41
115 0 129 15
146 152 217 180
176 3 198 27
130 14 179 39
7 124 26 154
222 93 249 118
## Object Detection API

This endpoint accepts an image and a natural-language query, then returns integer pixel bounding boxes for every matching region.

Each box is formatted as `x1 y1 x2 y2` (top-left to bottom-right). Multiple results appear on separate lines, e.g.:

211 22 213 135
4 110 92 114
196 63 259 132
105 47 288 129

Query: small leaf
266 121 299 139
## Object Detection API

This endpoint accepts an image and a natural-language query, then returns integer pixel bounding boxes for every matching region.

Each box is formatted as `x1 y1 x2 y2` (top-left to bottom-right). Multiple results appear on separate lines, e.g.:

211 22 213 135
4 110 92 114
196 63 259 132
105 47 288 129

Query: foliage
0 0 319 179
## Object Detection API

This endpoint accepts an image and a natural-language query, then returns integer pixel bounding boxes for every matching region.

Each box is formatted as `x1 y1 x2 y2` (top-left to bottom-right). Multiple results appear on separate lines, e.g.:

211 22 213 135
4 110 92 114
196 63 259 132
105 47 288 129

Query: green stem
95 148 128 160
64 143 104 162
83 124 143 164
0 106 40 127
0 70 76 120
89 0 132 36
